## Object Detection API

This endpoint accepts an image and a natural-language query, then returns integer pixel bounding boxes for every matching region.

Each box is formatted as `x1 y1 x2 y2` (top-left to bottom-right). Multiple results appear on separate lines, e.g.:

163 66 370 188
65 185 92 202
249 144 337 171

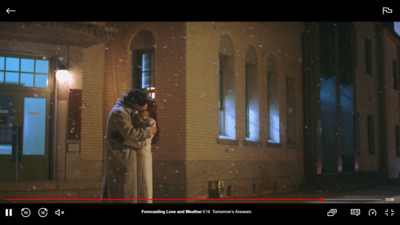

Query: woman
123 99 158 203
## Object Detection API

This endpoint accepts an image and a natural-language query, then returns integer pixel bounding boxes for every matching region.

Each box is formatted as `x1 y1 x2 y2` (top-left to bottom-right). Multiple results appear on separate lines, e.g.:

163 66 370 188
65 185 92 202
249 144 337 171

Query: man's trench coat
102 99 152 202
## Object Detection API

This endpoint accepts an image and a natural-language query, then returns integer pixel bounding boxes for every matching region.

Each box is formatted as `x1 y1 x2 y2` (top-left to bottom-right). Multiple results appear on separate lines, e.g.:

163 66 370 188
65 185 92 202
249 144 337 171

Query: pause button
5 209 12 217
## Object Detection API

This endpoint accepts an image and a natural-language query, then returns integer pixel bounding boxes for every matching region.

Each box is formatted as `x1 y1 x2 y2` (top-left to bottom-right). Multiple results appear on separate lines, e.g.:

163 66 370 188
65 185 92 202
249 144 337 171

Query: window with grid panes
0 56 49 88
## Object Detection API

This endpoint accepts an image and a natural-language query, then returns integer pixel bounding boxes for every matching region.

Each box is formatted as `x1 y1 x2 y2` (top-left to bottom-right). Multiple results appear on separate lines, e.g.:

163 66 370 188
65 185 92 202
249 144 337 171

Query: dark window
365 39 372 75
396 125 400 157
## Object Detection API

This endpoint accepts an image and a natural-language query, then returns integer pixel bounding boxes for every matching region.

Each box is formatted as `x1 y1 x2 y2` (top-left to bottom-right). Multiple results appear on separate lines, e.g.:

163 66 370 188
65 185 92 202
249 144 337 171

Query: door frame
0 53 55 181
0 90 53 181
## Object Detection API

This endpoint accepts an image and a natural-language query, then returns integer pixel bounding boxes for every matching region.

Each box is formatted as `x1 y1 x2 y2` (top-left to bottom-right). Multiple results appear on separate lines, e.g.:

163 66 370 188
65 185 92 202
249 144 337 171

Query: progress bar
4 198 386 202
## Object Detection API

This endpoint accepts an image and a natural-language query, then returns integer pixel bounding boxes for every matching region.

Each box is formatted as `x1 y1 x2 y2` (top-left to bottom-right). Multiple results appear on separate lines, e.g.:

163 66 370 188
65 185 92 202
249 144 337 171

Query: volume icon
5 209 12 217
55 209 64 216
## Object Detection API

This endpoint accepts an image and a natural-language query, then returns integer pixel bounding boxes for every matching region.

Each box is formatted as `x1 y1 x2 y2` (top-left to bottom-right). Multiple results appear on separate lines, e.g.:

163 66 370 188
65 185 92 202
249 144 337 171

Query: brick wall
353 22 381 171
185 22 305 198
382 27 400 178
81 44 105 161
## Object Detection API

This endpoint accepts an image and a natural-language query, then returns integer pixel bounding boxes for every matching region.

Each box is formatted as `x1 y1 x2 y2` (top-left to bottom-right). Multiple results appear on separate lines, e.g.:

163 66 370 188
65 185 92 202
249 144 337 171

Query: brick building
0 22 399 201
303 22 400 185
103 22 305 199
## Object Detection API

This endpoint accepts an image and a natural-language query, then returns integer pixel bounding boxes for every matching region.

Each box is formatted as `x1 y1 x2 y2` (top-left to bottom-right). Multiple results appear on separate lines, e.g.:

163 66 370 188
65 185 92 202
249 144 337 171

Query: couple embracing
102 89 159 203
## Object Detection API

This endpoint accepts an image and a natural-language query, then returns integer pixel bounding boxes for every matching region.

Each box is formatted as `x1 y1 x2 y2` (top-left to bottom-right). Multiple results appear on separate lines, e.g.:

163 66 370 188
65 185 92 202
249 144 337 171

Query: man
102 89 157 202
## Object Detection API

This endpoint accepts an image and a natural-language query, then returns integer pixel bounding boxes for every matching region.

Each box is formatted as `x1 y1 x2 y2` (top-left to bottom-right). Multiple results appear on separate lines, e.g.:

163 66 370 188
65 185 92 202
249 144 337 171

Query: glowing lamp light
56 66 71 83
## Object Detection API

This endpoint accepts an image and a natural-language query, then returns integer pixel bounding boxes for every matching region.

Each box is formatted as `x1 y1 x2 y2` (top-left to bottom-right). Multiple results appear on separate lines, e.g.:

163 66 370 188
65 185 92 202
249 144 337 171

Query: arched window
218 36 235 139
130 30 156 99
245 46 259 141
267 55 280 144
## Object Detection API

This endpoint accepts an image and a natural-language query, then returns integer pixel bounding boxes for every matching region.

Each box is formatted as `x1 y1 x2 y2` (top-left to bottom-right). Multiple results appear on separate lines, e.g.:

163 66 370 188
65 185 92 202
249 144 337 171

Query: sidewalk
203 182 400 204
